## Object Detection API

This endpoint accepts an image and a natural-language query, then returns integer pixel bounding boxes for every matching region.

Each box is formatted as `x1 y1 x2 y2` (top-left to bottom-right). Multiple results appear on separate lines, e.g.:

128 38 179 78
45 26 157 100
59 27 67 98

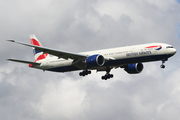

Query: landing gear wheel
79 72 83 76
101 67 114 80
88 71 91 74
110 74 113 78
160 65 165 69
101 74 114 80
79 70 91 77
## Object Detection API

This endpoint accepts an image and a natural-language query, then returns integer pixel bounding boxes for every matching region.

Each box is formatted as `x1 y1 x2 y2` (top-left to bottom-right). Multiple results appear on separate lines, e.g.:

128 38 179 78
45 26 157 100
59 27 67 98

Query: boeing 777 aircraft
7 34 176 80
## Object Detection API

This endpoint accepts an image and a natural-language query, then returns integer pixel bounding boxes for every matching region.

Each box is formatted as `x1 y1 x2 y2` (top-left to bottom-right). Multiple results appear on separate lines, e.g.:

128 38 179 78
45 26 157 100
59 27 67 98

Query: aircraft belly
105 54 171 66
46 65 80 72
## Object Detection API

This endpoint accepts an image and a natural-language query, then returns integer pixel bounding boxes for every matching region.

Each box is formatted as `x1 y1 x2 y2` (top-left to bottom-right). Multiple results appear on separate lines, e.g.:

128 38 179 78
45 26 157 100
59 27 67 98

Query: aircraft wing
7 59 40 65
7 40 87 60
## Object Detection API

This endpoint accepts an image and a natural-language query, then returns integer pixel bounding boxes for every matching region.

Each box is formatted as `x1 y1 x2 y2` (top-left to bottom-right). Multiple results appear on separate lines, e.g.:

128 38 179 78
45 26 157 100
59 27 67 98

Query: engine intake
124 63 143 74
86 54 105 67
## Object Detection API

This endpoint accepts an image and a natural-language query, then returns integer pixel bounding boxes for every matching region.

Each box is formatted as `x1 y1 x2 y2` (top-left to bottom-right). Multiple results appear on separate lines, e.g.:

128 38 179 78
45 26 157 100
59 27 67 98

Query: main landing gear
79 70 91 76
79 67 114 80
160 58 168 69
101 67 114 80
101 73 113 80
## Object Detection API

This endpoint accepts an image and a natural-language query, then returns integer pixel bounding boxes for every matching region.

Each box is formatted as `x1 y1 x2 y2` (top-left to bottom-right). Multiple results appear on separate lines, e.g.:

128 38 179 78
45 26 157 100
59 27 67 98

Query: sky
1 0 180 120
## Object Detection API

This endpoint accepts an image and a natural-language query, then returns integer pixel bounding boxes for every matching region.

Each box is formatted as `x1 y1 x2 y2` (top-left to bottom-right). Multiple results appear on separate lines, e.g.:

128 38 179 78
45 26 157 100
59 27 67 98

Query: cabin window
166 46 173 48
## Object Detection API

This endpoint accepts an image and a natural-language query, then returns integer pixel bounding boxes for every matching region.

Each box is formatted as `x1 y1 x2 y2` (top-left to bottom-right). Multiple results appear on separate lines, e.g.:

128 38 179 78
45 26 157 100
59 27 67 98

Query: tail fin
30 34 49 62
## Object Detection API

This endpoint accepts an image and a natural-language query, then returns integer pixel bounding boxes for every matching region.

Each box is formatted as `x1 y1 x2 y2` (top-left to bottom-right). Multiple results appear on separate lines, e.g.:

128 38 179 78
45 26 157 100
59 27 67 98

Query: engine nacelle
124 63 143 74
86 54 105 67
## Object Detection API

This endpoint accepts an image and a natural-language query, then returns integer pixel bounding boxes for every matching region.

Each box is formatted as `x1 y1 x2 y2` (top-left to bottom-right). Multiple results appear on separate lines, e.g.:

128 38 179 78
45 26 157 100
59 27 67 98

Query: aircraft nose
173 48 177 55
170 48 177 55
166 47 177 57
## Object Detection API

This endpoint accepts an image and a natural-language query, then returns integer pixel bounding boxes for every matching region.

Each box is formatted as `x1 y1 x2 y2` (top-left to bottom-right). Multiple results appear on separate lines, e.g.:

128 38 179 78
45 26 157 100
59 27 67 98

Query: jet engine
124 63 143 74
86 54 105 67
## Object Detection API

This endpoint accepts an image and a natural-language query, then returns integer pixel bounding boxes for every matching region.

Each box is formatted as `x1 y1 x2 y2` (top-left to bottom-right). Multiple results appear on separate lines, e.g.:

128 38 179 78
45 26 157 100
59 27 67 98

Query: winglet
6 39 15 42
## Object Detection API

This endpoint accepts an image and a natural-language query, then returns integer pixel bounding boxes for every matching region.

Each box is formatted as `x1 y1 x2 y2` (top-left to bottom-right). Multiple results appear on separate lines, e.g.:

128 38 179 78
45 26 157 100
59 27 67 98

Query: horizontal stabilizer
7 59 40 65
6 39 15 42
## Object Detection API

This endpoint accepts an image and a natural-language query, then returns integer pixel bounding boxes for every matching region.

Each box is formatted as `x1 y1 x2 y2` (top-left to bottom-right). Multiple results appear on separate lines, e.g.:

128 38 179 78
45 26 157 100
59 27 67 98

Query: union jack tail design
30 34 49 62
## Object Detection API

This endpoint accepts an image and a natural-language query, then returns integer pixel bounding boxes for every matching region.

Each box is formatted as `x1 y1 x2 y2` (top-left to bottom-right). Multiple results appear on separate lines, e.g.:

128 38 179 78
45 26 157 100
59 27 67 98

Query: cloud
37 78 87 120
1 0 180 120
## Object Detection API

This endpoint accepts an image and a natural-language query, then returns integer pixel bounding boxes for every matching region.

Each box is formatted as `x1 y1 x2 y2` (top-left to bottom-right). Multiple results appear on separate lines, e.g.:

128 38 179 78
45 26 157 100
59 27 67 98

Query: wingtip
6 39 15 42
7 59 13 61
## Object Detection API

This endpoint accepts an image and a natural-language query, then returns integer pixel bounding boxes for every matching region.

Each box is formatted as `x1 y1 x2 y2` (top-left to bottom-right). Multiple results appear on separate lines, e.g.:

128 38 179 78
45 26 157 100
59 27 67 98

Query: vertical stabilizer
30 34 49 62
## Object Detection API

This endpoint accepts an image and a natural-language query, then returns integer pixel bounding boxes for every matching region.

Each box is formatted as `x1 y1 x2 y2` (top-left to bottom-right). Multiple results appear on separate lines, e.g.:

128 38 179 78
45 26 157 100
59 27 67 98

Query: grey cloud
0 0 180 120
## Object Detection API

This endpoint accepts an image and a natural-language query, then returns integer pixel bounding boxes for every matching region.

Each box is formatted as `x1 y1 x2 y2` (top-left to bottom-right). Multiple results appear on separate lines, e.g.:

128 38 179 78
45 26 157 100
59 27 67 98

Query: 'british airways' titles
126 51 152 57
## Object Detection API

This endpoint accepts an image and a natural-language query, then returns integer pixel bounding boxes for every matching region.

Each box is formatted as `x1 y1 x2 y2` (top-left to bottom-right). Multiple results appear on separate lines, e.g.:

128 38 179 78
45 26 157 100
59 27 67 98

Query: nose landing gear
160 64 165 69
160 58 168 69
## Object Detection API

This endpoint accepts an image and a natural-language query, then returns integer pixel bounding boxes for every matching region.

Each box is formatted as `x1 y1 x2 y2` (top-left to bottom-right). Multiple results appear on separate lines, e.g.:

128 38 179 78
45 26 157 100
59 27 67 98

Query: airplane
7 34 176 80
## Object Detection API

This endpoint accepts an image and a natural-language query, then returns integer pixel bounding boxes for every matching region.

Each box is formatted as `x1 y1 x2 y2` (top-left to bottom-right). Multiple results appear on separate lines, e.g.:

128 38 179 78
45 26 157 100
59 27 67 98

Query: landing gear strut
101 67 114 80
79 70 91 76
160 62 165 68
160 58 168 69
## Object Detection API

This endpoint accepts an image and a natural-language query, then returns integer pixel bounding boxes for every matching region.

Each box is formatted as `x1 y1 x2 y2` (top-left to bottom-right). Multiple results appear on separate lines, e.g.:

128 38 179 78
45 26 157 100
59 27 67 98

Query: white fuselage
34 43 176 72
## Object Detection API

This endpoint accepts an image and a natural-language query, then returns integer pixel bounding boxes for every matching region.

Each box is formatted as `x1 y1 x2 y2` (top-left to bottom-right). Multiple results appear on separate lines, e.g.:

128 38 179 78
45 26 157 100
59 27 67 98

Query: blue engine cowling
86 54 105 67
124 63 143 74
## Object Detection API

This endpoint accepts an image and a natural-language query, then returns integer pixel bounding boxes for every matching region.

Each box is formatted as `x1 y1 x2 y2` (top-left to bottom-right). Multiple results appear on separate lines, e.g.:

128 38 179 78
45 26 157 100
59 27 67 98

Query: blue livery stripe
33 49 41 55
156 47 162 50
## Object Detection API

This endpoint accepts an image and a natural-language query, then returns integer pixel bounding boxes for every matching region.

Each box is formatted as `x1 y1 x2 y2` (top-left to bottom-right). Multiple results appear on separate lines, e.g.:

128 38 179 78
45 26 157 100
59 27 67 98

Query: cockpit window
166 46 173 48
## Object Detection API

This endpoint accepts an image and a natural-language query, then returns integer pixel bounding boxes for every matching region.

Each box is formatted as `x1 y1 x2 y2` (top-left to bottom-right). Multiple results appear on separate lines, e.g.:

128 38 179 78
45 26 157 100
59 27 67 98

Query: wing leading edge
7 40 87 60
